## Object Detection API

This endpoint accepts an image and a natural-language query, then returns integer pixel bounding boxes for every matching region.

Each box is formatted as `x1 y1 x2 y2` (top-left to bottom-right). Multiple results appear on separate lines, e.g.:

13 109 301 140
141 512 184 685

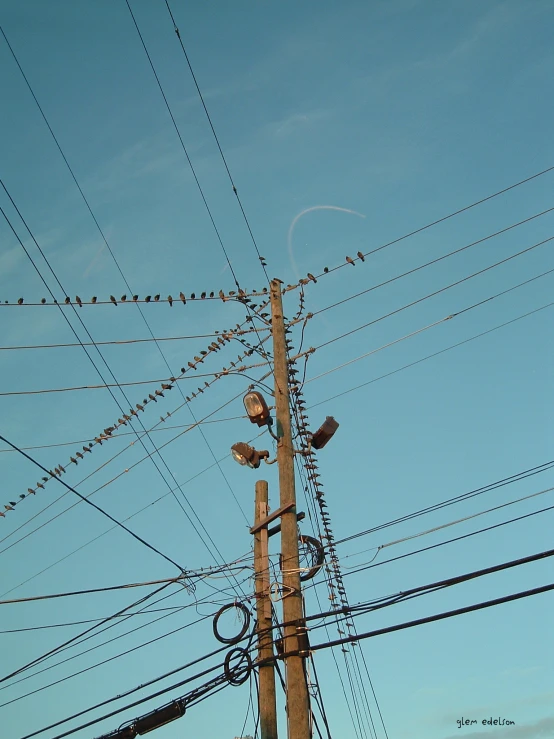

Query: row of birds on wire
0 252 369 306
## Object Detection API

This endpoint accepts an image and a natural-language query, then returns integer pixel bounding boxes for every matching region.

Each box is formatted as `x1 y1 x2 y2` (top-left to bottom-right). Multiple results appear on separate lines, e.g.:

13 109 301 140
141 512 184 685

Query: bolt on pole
253 480 278 739
269 279 311 739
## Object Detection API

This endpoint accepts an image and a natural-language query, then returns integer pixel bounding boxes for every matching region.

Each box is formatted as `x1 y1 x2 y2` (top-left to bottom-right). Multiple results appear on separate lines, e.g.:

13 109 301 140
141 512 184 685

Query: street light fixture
231 442 270 469
310 416 339 450
243 391 271 427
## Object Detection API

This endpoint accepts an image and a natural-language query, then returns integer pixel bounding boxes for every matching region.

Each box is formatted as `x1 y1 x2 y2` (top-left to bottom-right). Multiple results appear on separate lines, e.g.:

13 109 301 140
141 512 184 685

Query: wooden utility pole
253 480 278 739
269 279 311 739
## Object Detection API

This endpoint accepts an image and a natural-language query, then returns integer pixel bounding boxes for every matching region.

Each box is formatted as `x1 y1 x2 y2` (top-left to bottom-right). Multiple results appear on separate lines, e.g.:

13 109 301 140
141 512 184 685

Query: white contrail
287 205 366 279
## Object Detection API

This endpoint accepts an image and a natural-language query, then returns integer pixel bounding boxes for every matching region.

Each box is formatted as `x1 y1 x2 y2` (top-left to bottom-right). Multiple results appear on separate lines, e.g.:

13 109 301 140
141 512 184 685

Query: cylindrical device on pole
269 280 311 739
254 480 279 739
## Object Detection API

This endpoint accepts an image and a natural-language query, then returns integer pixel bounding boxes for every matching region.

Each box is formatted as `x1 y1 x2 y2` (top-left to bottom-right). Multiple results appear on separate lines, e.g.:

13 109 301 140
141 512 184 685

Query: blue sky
1 1 553 737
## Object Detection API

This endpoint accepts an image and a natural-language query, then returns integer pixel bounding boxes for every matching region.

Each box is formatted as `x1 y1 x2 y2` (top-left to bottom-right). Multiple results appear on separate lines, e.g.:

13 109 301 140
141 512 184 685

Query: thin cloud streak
287 205 366 279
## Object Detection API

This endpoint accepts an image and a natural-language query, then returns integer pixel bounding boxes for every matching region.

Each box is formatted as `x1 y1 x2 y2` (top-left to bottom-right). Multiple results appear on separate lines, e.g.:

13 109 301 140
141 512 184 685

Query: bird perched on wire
91 296 97 303
346 256 355 266
357 251 365 262
18 297 24 305
154 294 160 302
190 293 195 299
148 393 156 402
168 295 173 307
121 295 127 302
145 295 151 302
133 295 139 301
110 295 117 305
76 296 83 307
179 292 186 304
65 296 71 304
201 292 206 299
41 298 46 304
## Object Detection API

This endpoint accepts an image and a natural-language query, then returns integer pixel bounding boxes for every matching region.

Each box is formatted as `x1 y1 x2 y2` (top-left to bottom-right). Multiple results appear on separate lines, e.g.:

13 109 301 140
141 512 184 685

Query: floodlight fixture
310 417 339 450
243 391 271 427
231 442 270 469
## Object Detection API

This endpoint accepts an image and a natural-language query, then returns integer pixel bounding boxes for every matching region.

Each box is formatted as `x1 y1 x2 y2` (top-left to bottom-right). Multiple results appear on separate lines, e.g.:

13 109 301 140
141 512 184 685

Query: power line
0 415 245 455
332 460 554 549
0 581 174 686
314 205 554 316
308 273 554 384
0 434 186 574
308 163 554 279
0 329 268 352
0 576 193 605
316 236 554 350
164 0 270 283
0 27 253 594
310 299 554 409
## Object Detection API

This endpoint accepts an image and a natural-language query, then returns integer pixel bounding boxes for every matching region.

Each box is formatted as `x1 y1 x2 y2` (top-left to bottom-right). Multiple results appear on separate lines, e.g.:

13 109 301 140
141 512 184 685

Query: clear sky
1 1 553 738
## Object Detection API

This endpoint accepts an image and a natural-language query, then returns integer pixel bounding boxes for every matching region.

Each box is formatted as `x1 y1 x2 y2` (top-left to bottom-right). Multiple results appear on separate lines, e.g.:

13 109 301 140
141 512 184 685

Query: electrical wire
310 299 554 409
316 237 554 350
309 163 554 279
0 433 186 574
0 32 254 595
314 205 554 316
164 0 270 284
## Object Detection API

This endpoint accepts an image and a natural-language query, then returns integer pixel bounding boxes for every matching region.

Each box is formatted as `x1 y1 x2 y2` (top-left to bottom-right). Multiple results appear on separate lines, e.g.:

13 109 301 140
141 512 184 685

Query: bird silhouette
121 295 127 302
42 477 48 482
188 361 196 369
91 296 97 303
133 295 139 301
76 452 83 459
28 488 35 495
76 296 83 307
161 383 172 390
155 390 164 398
346 256 355 266
37 482 44 489
194 356 202 363
154 294 160 301
110 295 117 305
65 297 71 304
18 298 23 305
168 295 173 307
70 457 78 465
179 292 186 304
210 291 214 298
357 251 365 261
149 393 157 402
190 293 195 299
219 290 225 300
41 298 46 304
136 403 144 411
307 273 317 283
145 295 151 302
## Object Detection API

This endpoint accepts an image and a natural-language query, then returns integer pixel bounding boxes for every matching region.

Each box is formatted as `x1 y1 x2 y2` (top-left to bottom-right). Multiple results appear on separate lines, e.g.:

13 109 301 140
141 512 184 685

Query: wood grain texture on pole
269 279 311 739
254 480 278 739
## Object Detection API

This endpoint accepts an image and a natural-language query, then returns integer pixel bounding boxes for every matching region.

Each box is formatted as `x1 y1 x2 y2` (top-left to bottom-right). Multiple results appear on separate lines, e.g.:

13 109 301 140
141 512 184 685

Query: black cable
0 434 185 572
305 582 554 655
312 163 554 279
317 237 554 350
0 31 252 590
164 0 270 284
0 581 172 686
332 459 554 549
315 205 554 316
311 299 554 409
0 191 231 583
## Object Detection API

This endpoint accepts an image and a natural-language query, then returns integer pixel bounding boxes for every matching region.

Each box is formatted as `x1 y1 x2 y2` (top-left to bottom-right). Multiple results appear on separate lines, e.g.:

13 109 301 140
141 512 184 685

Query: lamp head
243 391 271 427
